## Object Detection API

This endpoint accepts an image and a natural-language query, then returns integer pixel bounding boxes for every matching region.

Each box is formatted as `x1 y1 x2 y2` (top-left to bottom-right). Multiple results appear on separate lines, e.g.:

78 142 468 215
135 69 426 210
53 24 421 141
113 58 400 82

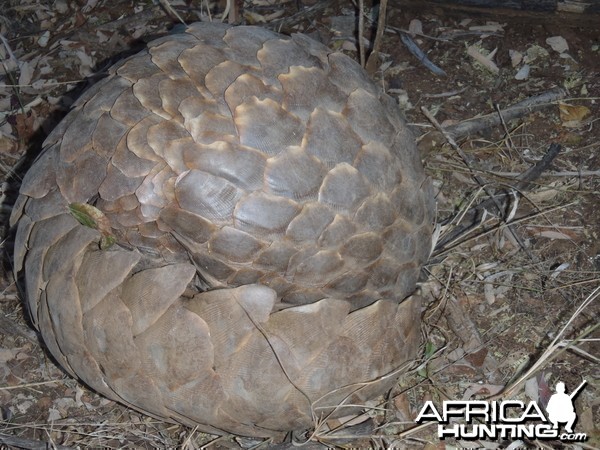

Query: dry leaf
525 44 549 63
524 377 539 401
526 186 561 203
509 49 523 67
546 35 569 53
526 226 581 240
558 102 591 125
243 10 267 24
37 30 50 47
464 347 488 367
467 45 500 73
0 349 16 363
515 64 530 80
462 383 504 400
550 262 570 278
408 19 423 35
0 134 17 155
18 61 35 86
469 22 505 33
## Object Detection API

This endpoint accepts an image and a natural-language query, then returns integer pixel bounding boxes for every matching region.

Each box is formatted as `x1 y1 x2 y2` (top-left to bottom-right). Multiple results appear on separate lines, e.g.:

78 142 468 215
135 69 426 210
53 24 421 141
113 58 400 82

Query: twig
358 0 365 67
490 169 600 178
432 143 562 254
442 87 567 140
421 106 506 215
433 202 576 259
365 0 388 74
423 87 467 98
466 45 499 74
515 143 562 190
398 32 447 77
158 0 186 24
495 102 516 151
385 25 449 42
491 286 599 400
265 1 330 30
0 380 66 391
0 433 74 450
96 9 167 31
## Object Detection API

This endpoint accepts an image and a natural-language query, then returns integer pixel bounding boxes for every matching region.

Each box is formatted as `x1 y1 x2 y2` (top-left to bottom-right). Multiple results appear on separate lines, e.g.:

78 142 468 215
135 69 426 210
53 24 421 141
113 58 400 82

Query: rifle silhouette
569 380 587 400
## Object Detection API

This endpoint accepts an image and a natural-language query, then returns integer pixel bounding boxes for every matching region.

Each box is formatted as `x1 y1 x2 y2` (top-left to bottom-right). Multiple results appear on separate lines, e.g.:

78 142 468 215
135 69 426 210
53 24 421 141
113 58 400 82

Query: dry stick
0 433 73 450
443 87 567 140
495 102 516 152
95 8 166 31
515 143 562 190
434 202 576 260
158 0 187 24
267 1 330 30
398 32 447 77
424 109 504 381
433 143 562 254
421 107 547 383
365 0 388 74
358 0 365 67
421 106 514 219
492 169 600 178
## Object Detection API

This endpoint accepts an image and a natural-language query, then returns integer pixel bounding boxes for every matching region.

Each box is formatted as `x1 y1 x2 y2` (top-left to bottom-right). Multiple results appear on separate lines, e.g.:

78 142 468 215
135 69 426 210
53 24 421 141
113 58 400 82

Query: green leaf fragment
69 202 116 249
69 203 101 229
418 341 436 378
100 235 116 250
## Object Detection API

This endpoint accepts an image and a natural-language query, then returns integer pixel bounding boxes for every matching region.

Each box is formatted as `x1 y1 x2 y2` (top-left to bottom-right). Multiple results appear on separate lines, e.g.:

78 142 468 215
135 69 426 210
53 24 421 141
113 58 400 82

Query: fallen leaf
550 262 570 279
467 45 500 73
525 226 582 240
462 383 504 400
47 407 61 421
558 102 591 124
408 19 423 35
515 64 530 80
525 44 549 63
0 134 17 154
538 373 553 407
18 60 35 86
546 35 569 53
537 230 575 240
469 22 505 33
464 347 488 367
393 391 413 422
37 31 50 48
509 49 523 67
243 10 267 24
0 349 16 363
524 377 539 401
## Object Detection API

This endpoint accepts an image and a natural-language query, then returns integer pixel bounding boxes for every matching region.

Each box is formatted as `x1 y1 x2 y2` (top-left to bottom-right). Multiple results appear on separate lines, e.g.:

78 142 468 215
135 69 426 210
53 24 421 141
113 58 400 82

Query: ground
0 0 598 448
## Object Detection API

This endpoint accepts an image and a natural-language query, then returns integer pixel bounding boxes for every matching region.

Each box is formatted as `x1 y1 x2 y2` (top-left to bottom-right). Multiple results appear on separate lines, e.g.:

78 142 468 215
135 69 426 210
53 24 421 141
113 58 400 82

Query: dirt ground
0 0 598 449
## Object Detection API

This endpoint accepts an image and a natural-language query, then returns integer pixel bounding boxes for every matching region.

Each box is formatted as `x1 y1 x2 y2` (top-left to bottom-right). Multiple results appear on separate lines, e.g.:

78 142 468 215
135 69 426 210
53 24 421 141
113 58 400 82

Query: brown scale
11 22 435 437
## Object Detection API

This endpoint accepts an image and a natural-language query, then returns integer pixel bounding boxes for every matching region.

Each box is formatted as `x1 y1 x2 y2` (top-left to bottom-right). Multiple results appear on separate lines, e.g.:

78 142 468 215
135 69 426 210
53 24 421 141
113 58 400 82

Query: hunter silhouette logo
415 379 588 442
546 380 587 434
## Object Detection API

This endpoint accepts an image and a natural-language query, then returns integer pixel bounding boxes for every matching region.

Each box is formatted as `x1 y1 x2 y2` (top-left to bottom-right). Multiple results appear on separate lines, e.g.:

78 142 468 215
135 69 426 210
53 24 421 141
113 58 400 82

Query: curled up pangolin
11 22 435 438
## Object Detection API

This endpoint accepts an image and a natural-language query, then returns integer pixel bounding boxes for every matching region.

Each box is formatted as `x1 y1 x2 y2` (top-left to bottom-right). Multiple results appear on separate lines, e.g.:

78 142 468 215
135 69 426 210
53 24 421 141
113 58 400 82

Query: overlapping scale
11 22 434 438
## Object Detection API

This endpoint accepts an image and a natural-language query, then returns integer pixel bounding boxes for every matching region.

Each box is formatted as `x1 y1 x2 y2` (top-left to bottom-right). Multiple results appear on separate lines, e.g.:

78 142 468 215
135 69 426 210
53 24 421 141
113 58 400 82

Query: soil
0 0 598 448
